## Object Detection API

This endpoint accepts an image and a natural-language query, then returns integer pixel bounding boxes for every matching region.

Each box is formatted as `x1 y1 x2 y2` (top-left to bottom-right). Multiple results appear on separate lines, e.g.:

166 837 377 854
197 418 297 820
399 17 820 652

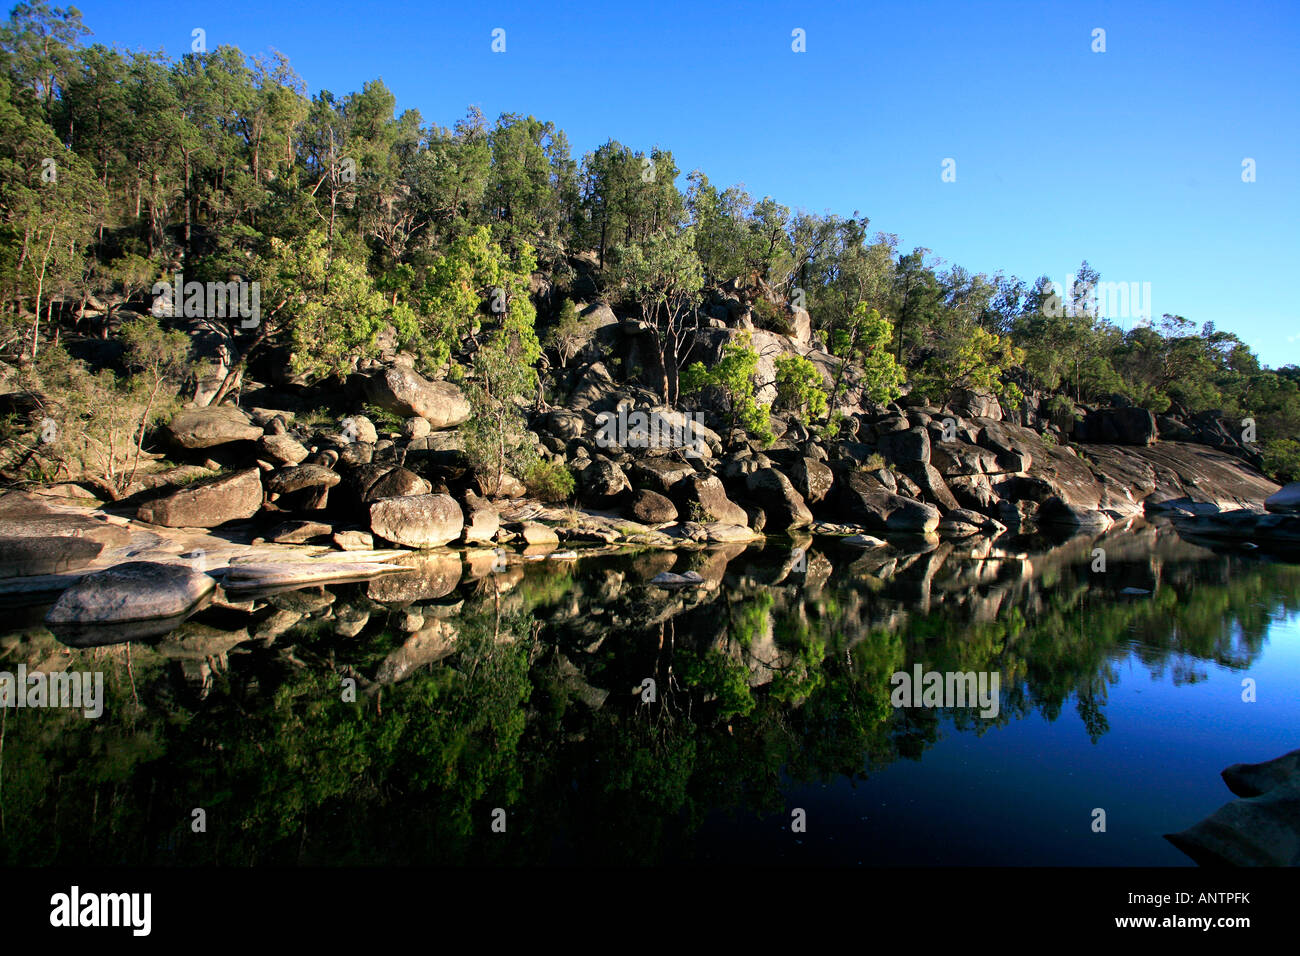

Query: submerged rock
1166 748 1300 866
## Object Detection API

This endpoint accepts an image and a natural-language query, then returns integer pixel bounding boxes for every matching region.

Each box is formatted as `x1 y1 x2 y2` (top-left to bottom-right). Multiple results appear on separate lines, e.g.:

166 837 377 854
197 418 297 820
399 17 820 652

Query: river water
1 520 1296 865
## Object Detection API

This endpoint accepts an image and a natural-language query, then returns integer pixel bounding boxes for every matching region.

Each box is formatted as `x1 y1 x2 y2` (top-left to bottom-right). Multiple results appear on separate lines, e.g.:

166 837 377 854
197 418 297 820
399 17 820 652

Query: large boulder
973 418 1038 473
166 405 262 450
931 440 1002 477
136 468 263 527
878 426 931 465
947 389 1002 422
579 459 631 503
629 488 678 524
363 466 432 501
365 367 470 429
461 492 499 545
0 535 103 577
838 469 941 534
369 494 464 548
1166 749 1300 866
404 430 467 470
1265 482 1300 514
743 468 813 530
267 464 341 496
674 474 749 526
791 456 835 505
1037 496 1112 533
46 561 215 624
905 462 960 512
1081 407 1158 446
260 433 310 466
631 458 696 494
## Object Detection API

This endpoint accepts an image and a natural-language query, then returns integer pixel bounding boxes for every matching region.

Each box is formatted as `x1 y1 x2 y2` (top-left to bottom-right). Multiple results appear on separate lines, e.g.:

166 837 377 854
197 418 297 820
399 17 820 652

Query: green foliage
543 297 584 367
913 324 1025 409
773 353 828 421
362 403 404 432
0 317 192 494
523 458 575 502
266 230 418 381
750 296 792 334
609 228 703 404
1262 439 1300 483
678 330 773 445
681 647 755 721
0 6 1292 499
829 304 905 407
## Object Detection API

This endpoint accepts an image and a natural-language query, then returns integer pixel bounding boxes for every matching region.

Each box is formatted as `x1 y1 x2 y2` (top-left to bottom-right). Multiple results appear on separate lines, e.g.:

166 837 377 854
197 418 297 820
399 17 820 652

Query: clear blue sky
71 0 1300 367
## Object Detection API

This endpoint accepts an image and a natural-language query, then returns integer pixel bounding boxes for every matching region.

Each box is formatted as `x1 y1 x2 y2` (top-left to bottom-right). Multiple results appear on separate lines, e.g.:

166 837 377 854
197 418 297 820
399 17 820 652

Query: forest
2 2 1298 493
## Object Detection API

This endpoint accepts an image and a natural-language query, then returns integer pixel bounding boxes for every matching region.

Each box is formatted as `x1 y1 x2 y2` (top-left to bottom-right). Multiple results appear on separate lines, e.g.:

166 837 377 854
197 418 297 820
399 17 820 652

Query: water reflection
1 520 1297 865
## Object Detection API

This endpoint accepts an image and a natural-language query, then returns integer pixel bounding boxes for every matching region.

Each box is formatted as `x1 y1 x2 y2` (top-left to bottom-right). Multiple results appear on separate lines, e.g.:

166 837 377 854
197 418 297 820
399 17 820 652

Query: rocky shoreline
2 354 1297 631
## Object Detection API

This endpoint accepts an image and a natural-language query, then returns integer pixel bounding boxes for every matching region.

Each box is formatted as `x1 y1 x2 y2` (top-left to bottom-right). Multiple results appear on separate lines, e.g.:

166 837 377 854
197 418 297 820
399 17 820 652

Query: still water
1 521 1296 865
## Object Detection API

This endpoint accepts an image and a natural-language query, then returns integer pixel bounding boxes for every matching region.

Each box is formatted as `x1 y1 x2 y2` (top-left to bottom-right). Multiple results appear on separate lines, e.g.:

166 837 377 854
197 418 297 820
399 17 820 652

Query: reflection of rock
1171 510 1300 553
335 606 370 638
375 620 458 684
222 556 403 591
367 552 462 603
649 571 703 588
155 621 250 659
1166 749 1300 866
253 608 303 643
46 561 215 625
553 653 609 709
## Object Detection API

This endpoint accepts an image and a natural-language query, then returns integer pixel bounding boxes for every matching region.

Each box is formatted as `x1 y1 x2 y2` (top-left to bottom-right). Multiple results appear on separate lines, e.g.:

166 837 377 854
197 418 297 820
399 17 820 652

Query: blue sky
70 0 1300 367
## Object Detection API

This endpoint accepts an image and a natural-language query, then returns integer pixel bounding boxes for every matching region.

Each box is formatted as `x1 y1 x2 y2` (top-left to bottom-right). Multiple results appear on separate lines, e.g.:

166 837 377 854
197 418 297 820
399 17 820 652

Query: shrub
1043 394 1078 432
774 354 828 421
1262 438 1300 483
523 458 575 502
750 297 792 335
678 331 773 446
544 298 585 367
363 403 405 433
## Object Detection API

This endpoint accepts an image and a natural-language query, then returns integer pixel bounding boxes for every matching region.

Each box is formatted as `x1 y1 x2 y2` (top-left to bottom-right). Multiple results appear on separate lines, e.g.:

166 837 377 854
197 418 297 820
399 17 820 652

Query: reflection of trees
2 532 1298 863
